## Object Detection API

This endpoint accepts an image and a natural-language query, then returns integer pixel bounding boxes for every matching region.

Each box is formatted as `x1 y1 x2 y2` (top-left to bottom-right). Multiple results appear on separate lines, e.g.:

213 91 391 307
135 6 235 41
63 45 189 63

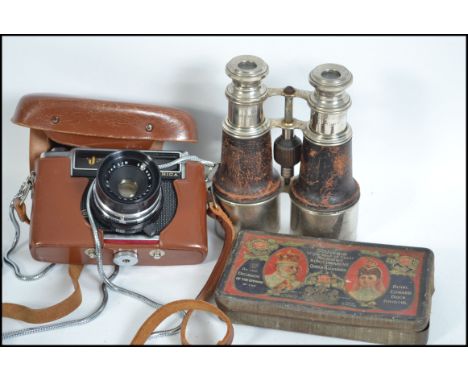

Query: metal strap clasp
13 171 36 205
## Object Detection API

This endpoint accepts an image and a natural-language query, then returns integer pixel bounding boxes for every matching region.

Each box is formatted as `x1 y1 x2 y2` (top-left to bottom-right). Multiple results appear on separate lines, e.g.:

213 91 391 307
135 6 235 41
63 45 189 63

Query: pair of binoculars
212 55 360 240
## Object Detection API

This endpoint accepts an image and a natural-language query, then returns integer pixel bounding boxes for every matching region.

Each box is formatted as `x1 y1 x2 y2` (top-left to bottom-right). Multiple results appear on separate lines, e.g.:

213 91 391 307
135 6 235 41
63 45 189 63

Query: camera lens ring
92 150 163 230
92 182 163 224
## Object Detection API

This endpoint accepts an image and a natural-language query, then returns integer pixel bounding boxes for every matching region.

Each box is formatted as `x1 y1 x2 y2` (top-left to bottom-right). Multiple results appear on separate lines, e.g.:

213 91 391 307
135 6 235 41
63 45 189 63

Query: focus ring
91 150 163 234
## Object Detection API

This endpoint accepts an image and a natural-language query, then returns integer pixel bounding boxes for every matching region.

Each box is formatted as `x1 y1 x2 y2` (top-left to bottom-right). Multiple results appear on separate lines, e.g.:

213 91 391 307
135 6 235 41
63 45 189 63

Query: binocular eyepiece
212 55 360 240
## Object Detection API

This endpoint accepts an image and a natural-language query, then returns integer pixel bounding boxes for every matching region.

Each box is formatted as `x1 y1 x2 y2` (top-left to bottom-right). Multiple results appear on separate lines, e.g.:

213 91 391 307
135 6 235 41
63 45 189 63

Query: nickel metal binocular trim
212 55 360 240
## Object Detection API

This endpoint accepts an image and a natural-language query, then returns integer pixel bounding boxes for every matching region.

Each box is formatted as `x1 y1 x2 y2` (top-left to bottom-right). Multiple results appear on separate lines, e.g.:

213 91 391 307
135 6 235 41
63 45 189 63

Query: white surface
1 1 468 34
2 36 466 345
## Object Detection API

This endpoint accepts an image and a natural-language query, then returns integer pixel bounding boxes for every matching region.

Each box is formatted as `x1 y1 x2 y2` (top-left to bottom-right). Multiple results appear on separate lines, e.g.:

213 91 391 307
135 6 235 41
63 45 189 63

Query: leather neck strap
2 264 84 323
4 198 85 323
5 198 235 345
131 200 235 345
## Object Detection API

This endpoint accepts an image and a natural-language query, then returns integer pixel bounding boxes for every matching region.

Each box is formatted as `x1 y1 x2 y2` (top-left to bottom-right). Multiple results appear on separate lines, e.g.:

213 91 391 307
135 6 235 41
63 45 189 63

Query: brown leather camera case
13 94 207 266
12 94 197 170
30 157 208 266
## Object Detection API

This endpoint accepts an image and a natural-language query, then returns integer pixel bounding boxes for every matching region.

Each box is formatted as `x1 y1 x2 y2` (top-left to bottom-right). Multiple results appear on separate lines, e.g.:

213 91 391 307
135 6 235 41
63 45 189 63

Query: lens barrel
92 150 163 233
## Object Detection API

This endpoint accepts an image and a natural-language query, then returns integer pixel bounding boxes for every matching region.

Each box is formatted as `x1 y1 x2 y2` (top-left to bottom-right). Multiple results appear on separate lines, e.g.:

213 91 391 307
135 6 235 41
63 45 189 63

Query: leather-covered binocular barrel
213 56 360 240
213 56 282 234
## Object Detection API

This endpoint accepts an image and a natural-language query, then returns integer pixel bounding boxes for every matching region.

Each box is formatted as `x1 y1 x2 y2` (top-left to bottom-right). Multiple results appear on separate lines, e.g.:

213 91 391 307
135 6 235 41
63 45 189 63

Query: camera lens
118 179 139 198
91 150 163 233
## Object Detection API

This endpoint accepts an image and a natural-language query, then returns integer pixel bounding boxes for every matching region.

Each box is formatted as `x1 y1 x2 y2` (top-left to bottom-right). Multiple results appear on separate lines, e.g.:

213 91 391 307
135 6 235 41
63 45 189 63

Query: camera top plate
41 148 186 179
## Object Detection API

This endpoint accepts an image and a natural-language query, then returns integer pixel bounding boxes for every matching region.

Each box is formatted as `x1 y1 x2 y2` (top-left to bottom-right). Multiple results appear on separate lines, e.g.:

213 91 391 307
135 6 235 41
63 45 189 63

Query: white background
1 1 467 34
2 36 466 345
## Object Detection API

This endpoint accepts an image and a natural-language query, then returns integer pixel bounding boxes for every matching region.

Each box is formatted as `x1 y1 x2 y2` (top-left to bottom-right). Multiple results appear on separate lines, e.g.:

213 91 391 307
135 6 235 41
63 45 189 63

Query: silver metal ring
222 118 271 139
92 182 162 224
303 123 353 146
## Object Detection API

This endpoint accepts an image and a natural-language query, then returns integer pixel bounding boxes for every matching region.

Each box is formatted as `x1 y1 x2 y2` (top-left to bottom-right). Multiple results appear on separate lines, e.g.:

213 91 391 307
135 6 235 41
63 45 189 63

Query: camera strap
3 173 85 325
4 174 235 345
4 172 56 281
131 197 235 345
2 265 84 324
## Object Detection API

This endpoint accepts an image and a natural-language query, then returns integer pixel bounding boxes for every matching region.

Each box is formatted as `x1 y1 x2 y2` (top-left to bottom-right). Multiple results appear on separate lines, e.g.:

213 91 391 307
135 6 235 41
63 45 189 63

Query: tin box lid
215 230 434 333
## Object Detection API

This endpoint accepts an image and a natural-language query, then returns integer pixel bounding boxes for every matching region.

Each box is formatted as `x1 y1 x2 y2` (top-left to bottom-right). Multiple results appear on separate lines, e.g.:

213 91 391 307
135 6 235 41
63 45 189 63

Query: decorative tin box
215 230 434 345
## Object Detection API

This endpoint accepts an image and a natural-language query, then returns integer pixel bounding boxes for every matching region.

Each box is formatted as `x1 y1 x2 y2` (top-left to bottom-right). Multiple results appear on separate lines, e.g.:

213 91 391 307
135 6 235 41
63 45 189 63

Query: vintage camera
13 94 208 266
77 148 184 237
213 55 360 240
30 147 207 266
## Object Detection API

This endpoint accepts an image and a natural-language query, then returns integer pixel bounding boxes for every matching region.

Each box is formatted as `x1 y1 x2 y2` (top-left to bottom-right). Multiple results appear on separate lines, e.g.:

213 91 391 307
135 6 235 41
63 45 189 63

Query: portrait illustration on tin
345 257 390 303
263 247 308 293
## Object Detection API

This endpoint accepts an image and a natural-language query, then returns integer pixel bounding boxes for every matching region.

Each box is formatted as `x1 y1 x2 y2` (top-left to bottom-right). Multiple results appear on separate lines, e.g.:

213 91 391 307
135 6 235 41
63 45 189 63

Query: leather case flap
12 94 197 148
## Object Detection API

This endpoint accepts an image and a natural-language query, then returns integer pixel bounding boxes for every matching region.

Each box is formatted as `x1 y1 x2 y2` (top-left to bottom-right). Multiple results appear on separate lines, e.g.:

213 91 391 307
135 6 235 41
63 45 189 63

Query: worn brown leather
12 94 197 167
14 199 30 224
131 299 234 346
290 138 360 211
213 131 281 203
131 201 235 345
30 157 207 266
2 265 84 324
5 200 234 344
159 163 208 258
29 129 52 171
193 201 235 301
